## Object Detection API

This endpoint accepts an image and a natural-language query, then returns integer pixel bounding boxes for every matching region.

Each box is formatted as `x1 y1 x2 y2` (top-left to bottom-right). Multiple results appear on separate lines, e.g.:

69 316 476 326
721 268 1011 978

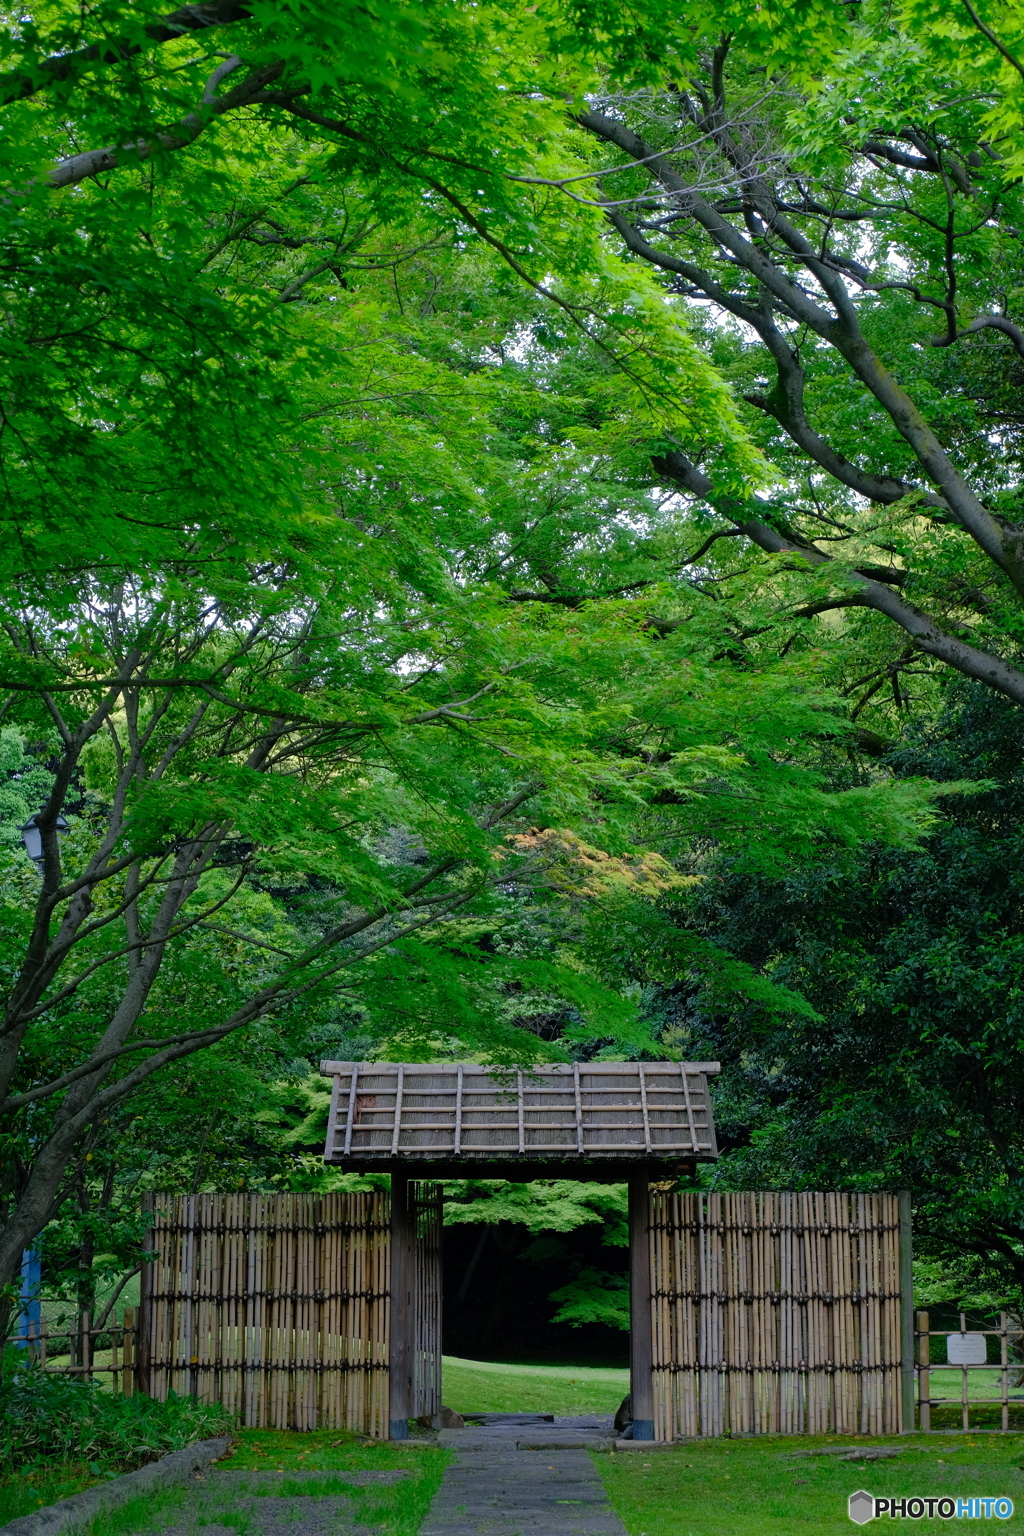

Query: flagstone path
420 1417 628 1536
123 1417 628 1535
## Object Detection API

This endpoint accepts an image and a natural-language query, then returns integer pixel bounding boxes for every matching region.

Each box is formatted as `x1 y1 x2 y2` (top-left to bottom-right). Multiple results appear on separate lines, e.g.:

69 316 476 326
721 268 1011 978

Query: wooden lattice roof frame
320 1061 720 1170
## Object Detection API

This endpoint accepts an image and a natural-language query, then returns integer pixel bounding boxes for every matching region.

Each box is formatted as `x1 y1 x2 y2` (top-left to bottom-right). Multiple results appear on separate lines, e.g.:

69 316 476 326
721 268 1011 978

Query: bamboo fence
650 1190 902 1440
143 1188 439 1435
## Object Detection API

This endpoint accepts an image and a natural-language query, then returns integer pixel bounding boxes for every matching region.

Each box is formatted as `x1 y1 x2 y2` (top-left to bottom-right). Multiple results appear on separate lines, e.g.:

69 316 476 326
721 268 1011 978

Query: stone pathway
421 1418 628 1536
121 1418 626 1535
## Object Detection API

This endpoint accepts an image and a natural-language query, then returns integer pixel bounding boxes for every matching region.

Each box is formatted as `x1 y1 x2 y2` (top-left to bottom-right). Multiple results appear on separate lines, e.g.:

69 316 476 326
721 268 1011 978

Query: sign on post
946 1333 987 1365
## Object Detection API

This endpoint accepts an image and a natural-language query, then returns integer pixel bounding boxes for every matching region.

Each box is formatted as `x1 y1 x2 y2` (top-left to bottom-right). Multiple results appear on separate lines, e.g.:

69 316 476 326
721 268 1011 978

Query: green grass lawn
441 1354 628 1416
1 1355 620 1527
0 1431 450 1533
595 1435 1024 1536
926 1368 1024 1430
0 1463 104 1526
927 1366 1023 1399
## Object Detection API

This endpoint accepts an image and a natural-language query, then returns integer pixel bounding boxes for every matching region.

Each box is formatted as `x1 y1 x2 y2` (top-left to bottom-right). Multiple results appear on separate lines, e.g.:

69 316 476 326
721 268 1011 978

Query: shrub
0 1359 232 1473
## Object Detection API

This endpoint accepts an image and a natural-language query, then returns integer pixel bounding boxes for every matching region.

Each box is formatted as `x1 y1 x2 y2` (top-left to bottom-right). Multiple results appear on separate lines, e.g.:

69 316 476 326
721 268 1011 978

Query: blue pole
16 1249 42 1351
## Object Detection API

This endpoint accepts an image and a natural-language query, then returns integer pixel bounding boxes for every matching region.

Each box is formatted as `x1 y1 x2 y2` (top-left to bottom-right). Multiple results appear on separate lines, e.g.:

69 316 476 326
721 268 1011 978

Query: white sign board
946 1332 987 1365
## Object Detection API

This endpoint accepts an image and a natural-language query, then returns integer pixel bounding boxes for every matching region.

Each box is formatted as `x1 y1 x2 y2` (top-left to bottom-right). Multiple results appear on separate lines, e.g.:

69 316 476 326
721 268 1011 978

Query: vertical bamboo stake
917 1310 931 1432
244 1195 257 1429
326 1195 336 1432
825 1192 837 1434
685 1191 698 1439
121 1309 133 1397
808 1192 822 1434
871 1195 882 1436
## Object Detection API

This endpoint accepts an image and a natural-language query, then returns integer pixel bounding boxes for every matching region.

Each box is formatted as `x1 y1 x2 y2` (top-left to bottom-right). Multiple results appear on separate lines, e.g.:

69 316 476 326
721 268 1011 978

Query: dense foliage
572 4 1024 714
0 1360 229 1472
667 682 1024 1299
2 0 1024 1341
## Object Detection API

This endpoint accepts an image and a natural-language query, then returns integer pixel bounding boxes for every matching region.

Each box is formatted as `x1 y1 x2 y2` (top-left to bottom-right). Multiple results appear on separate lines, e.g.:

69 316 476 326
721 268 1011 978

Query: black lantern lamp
19 813 69 869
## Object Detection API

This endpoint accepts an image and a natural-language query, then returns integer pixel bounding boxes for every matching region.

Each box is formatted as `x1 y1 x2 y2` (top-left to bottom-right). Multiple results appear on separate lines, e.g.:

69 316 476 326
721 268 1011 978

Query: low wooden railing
916 1311 1024 1431
12 1310 139 1394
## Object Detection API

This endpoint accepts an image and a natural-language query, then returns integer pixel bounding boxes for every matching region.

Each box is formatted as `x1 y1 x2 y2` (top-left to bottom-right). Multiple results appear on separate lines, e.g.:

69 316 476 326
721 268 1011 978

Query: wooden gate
139 1187 441 1435
410 1182 443 1420
649 1191 904 1439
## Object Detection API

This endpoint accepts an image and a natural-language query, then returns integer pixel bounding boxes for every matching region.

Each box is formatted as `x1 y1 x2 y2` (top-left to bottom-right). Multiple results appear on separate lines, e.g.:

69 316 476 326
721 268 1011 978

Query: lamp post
18 813 68 871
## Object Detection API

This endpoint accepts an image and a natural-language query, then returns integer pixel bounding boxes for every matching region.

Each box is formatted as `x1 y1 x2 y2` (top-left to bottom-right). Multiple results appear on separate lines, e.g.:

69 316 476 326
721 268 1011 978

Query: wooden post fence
8 1314 137 1391
899 1189 914 1432
914 1312 1024 1431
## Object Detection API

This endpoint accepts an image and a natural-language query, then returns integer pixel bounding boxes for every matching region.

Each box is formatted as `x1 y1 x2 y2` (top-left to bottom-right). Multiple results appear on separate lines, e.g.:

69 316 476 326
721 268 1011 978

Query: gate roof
320 1060 719 1174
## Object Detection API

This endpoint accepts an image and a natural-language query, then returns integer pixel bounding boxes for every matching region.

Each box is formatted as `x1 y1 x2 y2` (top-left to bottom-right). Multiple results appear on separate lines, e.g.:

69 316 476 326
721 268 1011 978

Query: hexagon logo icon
848 1490 875 1524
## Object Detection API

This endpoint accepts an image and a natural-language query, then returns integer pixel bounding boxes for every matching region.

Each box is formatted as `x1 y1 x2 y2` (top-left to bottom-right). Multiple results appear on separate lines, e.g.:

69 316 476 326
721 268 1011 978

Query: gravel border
0 1437 232 1536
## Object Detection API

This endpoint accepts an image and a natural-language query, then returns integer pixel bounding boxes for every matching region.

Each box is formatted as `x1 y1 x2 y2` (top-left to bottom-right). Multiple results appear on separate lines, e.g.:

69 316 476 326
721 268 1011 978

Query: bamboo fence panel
650 1191 902 1441
143 1189 437 1434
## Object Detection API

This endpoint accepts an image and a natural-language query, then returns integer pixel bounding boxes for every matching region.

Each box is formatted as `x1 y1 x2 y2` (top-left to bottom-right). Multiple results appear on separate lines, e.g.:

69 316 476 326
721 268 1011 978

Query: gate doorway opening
440 1190 630 1371
439 1174 632 1432
322 1059 720 1441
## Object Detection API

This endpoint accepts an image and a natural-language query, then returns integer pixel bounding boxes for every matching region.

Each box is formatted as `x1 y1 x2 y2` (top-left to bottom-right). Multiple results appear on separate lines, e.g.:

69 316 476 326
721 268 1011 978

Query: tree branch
46 60 284 190
579 108 1022 594
654 448 1024 707
961 0 1024 84
0 2 253 107
963 313 1024 360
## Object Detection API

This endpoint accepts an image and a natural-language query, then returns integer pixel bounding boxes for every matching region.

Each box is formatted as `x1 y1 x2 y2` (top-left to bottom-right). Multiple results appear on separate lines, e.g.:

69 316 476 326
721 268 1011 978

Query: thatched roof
320 1061 719 1169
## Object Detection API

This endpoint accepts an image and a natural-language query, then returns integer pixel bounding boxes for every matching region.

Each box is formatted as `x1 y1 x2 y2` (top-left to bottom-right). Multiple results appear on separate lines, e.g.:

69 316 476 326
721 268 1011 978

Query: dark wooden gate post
629 1169 655 1441
389 1173 414 1439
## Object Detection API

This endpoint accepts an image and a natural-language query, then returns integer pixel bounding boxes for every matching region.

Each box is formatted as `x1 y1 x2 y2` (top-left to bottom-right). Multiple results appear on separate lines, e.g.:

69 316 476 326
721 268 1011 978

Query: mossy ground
81 1430 450 1535
595 1434 1024 1535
